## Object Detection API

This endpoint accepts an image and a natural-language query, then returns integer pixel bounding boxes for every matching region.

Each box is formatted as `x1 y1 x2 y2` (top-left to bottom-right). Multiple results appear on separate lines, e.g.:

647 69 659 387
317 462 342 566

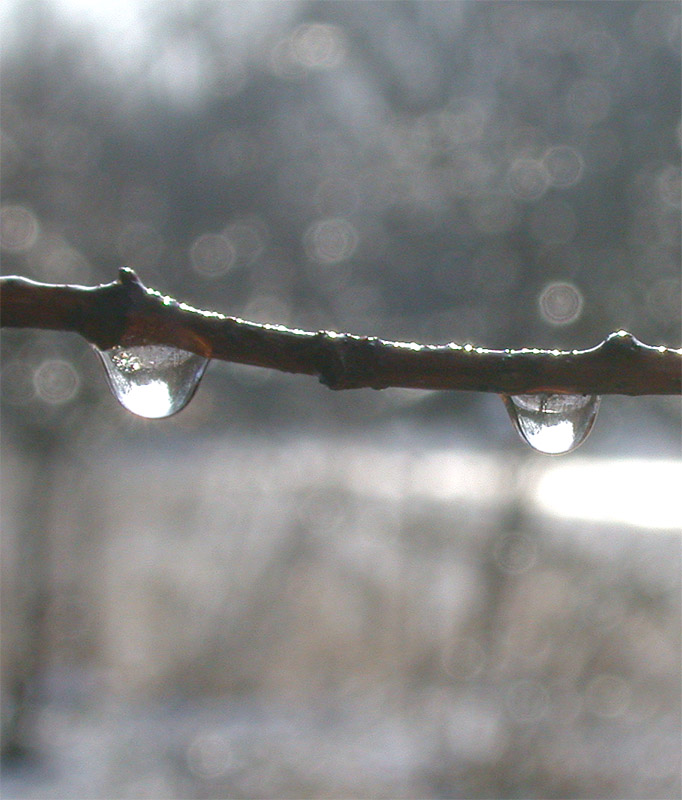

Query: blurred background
1 1 680 797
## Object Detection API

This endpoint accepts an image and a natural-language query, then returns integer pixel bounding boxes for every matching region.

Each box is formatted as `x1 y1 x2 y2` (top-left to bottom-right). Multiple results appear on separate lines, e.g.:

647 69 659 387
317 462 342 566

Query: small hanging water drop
96 344 208 418
502 392 600 455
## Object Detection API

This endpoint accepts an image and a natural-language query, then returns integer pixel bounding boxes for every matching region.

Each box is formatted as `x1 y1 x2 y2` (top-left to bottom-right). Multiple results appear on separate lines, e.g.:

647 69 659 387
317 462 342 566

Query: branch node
601 329 640 355
314 331 347 389
118 266 143 288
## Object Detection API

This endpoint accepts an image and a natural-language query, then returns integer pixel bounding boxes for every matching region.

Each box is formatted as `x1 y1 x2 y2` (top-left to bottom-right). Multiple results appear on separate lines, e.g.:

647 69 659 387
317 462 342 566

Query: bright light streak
338 446 682 532
534 459 682 530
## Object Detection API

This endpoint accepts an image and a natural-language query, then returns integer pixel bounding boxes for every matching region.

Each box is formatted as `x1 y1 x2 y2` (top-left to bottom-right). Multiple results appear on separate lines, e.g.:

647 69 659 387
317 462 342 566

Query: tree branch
1 268 680 395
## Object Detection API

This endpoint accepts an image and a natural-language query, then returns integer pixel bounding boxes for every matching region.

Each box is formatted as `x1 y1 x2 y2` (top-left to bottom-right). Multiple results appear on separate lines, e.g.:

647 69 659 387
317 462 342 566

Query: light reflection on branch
1 269 680 396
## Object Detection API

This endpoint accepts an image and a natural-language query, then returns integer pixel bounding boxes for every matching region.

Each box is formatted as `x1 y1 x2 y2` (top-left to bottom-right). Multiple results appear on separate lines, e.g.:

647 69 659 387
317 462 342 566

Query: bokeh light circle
543 145 585 188
290 23 346 70
33 359 80 405
303 217 358 264
538 281 583 325
0 204 39 252
190 233 237 277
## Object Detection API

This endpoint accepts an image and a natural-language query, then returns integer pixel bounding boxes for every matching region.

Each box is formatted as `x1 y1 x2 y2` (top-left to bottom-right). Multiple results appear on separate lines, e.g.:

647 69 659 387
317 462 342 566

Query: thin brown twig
1 268 680 395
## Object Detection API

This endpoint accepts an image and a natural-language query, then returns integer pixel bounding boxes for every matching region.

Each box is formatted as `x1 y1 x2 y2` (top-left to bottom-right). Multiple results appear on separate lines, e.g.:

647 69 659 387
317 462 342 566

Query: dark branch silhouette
2 268 680 395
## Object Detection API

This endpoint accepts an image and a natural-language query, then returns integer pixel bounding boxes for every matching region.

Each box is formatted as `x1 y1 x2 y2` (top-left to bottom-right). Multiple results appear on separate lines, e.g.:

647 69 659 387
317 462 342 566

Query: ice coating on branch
96 345 208 418
502 392 600 454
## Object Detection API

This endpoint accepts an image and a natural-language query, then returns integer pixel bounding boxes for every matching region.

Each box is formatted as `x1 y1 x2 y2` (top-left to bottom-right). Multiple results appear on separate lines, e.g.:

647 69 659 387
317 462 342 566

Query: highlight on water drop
502 392 600 455
95 344 209 418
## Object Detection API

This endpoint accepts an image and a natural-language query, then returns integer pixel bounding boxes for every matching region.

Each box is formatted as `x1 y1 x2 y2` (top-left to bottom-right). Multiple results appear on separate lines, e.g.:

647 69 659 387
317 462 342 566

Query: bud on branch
1 269 680 395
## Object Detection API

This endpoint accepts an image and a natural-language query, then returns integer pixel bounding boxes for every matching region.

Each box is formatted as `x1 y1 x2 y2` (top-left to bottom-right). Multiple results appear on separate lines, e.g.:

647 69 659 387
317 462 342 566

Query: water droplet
96 345 208 418
503 393 600 455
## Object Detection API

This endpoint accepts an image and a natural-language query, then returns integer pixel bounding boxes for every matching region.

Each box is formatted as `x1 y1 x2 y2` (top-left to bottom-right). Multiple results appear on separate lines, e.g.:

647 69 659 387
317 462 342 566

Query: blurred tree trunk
1 430 59 763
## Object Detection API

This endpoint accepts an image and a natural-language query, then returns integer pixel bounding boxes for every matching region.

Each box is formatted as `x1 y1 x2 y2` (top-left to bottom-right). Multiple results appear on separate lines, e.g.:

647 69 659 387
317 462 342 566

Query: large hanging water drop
96 344 208 418
502 393 600 455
